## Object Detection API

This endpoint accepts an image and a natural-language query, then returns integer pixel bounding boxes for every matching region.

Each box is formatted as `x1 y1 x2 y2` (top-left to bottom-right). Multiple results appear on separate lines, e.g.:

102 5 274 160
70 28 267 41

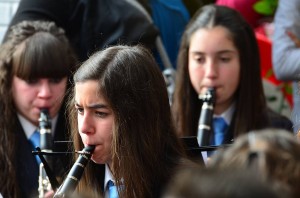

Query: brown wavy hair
210 128 300 197
0 20 76 198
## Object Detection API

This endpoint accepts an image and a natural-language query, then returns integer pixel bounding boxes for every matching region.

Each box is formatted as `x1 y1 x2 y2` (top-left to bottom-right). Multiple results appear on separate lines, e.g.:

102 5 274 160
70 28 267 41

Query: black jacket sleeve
4 0 159 62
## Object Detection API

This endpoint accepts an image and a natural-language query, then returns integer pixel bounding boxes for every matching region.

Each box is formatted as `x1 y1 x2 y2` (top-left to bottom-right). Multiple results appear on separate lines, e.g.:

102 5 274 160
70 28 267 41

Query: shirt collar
17 113 58 139
104 164 115 197
104 164 114 188
213 102 235 125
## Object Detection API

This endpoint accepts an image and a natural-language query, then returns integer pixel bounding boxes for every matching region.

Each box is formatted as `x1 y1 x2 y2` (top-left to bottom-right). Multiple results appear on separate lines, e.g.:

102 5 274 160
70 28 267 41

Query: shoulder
7 0 72 32
266 109 293 132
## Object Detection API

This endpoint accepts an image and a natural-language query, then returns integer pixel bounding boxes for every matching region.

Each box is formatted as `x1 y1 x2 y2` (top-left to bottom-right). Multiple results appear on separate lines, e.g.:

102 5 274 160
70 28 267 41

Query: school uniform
223 108 293 145
14 109 71 198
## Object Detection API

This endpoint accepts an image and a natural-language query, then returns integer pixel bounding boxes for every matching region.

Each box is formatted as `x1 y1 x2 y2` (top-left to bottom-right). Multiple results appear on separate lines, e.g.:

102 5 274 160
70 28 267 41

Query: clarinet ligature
53 145 96 198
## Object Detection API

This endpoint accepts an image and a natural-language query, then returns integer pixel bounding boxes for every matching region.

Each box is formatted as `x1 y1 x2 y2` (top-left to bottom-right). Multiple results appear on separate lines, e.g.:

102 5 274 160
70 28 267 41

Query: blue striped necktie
29 130 41 164
108 180 118 198
212 117 228 145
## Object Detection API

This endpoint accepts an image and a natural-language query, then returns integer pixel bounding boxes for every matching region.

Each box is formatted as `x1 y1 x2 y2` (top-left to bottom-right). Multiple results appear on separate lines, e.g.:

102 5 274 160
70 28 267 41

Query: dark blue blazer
4 0 159 63
223 108 293 144
14 110 72 198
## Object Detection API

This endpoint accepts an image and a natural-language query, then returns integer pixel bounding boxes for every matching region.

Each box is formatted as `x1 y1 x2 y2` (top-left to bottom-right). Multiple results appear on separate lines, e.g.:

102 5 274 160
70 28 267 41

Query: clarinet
197 88 216 146
39 108 52 152
53 145 96 198
38 108 53 198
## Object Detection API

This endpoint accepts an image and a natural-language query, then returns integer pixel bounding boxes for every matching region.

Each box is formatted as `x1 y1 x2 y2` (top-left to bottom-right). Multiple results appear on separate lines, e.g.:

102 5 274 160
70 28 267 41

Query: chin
91 157 105 165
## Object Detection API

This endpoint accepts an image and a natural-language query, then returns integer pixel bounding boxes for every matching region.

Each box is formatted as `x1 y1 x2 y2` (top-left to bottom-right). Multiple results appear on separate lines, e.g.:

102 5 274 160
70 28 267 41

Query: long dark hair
68 45 186 198
172 5 267 137
0 20 76 198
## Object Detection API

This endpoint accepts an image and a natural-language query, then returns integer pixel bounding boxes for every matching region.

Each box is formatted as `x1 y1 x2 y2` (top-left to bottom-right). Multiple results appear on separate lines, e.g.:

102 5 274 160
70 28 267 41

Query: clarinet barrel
53 145 95 198
197 88 216 146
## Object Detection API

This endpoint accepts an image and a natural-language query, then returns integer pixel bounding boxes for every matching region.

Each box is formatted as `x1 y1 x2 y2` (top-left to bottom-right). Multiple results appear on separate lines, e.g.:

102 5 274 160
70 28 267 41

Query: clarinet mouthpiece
83 145 95 153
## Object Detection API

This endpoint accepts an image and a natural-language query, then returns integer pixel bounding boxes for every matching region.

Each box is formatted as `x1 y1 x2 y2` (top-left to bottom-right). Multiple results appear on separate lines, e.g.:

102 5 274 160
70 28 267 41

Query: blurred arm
272 0 300 81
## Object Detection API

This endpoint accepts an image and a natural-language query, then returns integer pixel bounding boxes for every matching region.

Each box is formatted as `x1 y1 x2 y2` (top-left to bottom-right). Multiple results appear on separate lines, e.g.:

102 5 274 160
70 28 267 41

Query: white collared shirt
213 102 236 126
104 164 114 198
201 102 236 164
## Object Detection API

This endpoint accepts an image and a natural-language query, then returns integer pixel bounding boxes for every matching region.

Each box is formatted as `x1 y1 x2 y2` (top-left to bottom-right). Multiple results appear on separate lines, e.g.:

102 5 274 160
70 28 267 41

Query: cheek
12 85 35 105
100 122 113 138
228 66 240 89
100 120 114 146
232 74 240 91
188 64 204 91
221 66 240 93
12 82 30 97
77 115 85 133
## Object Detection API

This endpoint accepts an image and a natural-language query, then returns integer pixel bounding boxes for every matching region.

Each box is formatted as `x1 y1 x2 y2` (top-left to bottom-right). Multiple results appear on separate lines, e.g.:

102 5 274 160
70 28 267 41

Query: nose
79 113 95 135
38 80 52 98
204 59 218 78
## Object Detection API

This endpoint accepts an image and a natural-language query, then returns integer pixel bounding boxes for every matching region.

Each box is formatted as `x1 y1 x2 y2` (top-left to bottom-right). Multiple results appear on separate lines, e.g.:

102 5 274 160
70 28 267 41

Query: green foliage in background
253 0 278 16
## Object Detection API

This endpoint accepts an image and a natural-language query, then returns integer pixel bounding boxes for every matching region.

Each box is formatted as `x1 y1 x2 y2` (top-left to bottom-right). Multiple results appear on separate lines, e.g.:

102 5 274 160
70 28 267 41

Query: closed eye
220 57 231 63
95 111 109 118
192 54 205 64
25 79 38 85
49 78 64 84
196 56 205 64
218 50 237 63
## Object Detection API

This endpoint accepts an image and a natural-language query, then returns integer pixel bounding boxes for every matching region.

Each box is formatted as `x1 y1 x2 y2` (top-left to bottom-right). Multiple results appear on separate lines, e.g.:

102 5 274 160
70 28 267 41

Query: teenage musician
172 5 292 148
0 20 76 198
66 45 190 198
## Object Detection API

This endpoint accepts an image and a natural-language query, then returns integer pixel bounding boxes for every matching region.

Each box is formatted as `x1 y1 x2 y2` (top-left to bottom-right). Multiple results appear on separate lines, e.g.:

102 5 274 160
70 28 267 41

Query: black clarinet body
39 108 52 152
38 108 53 198
197 88 216 146
54 145 96 198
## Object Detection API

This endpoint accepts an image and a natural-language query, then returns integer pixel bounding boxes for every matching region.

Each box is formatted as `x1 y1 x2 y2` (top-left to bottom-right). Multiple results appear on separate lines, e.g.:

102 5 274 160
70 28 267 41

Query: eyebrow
190 50 237 55
75 102 109 110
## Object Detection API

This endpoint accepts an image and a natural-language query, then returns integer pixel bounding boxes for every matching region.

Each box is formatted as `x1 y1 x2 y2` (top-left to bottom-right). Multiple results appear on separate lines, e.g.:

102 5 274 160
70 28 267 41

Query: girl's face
188 26 240 114
12 76 67 125
75 80 114 166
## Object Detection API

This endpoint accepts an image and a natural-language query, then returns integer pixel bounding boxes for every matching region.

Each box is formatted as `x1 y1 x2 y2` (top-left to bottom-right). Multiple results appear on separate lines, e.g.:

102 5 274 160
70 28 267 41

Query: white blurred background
0 0 20 43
